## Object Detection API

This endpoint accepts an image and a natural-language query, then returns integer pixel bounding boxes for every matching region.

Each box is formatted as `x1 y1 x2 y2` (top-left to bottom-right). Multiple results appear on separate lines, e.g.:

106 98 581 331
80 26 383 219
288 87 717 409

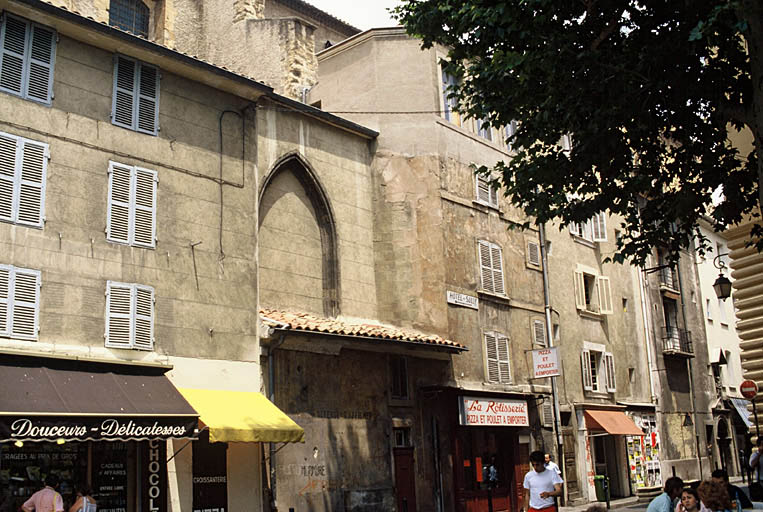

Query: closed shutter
478 240 493 292
26 24 55 103
0 15 27 96
132 167 157 247
542 402 554 427
490 244 505 295
136 63 159 135
592 212 607 242
11 267 40 339
574 271 586 310
0 264 10 336
107 162 132 244
497 333 511 383
485 331 499 382
533 319 546 347
527 240 541 266
17 138 47 227
597 276 613 314
0 132 18 222
581 349 593 391
604 352 616 392
133 285 154 350
112 55 136 129
569 222 580 236
105 282 133 348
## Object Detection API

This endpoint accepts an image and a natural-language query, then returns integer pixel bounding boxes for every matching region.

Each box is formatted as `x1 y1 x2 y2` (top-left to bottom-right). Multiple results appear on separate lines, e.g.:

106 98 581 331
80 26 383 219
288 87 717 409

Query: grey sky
305 0 403 31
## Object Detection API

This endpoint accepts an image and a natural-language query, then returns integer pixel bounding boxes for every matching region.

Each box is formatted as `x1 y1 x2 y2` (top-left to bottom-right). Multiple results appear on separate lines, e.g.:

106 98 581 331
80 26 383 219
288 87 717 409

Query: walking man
522 450 564 512
22 474 64 512
545 453 562 476
646 476 684 512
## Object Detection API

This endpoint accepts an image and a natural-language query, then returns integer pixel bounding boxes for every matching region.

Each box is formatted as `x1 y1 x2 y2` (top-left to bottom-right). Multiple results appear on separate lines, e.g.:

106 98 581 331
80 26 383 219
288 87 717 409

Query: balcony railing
659 267 680 291
662 327 693 356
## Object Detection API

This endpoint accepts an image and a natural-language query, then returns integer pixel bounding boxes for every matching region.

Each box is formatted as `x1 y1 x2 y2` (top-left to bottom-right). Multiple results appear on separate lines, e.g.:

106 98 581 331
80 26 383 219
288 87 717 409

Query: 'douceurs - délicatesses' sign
0 416 197 441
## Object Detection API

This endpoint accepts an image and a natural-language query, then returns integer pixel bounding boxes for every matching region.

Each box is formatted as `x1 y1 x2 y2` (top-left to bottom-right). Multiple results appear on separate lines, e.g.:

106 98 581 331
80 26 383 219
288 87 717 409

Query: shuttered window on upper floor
0 13 56 105
485 331 511 384
105 281 154 350
478 240 505 295
0 264 41 340
0 131 48 228
111 55 159 135
475 173 499 208
107 161 157 248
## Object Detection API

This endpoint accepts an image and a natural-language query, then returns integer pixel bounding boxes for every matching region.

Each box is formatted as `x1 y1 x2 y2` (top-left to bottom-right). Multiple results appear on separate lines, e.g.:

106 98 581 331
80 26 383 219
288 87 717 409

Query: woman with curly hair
698 480 732 512
676 487 708 512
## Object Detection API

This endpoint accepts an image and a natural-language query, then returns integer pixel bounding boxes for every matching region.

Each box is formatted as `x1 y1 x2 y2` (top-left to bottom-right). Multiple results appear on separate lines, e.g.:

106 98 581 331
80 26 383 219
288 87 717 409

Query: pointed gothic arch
259 152 340 316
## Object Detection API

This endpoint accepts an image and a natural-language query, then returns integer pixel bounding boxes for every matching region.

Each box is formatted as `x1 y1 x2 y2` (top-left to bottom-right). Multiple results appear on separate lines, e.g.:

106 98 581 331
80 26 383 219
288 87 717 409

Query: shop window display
626 413 662 488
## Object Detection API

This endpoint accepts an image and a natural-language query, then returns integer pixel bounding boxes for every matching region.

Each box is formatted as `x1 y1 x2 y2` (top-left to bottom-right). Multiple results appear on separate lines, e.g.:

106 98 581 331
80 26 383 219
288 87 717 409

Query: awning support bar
166 427 208 464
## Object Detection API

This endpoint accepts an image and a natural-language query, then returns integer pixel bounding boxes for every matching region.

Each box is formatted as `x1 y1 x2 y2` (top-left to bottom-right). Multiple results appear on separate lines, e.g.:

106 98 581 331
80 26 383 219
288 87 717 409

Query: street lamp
712 253 732 300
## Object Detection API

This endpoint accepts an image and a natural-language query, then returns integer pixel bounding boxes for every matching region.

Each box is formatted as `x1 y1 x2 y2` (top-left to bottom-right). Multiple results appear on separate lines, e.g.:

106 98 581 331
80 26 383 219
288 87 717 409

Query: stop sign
741 380 758 399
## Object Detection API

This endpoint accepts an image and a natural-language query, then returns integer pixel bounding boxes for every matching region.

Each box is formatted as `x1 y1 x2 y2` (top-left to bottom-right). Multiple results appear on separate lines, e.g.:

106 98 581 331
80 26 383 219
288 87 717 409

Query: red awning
584 410 644 436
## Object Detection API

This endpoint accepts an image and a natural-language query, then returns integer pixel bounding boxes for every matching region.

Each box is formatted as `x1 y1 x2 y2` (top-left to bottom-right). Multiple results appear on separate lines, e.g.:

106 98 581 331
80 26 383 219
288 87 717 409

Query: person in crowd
68 484 96 512
711 469 756 509
676 487 708 512
751 438 763 501
647 476 685 512
522 450 564 512
22 474 64 512
698 479 733 512
545 453 562 476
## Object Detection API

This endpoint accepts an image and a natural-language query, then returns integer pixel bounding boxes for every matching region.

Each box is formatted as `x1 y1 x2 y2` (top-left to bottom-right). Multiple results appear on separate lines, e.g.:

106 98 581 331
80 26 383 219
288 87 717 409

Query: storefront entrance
455 428 518 512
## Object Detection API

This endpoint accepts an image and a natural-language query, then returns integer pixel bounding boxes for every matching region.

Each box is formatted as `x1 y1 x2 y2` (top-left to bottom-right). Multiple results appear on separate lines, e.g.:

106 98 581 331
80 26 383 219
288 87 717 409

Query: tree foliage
393 0 762 265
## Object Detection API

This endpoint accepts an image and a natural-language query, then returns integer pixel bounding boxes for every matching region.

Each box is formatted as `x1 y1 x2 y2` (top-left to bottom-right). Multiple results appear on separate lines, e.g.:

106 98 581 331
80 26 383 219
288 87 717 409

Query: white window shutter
592 212 607 242
527 241 541 266
0 264 10 336
0 132 19 222
476 174 491 204
16 138 47 227
478 240 493 292
542 402 554 427
26 24 55 104
533 319 547 347
491 244 505 295
136 63 159 135
597 276 614 314
604 352 616 392
569 222 580 236
132 167 157 247
107 162 132 244
133 285 154 350
497 333 511 383
0 15 27 97
485 332 499 382
112 55 136 129
489 182 498 207
105 281 133 348
574 271 586 310
11 267 39 339
581 349 593 391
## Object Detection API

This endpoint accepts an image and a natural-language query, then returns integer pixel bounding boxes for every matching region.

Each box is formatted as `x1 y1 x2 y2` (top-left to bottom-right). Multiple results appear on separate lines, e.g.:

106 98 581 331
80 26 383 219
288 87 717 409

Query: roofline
274 0 360 36
317 26 407 60
5 0 272 99
265 93 378 139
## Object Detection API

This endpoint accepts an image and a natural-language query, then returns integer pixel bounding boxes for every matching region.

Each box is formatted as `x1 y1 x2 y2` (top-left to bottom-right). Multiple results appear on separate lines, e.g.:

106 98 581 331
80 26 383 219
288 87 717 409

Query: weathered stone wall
265 0 358 50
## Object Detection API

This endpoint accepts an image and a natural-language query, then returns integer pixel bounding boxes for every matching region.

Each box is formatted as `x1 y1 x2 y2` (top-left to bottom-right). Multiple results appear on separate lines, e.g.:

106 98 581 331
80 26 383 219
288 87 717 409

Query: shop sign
141 440 167 512
531 347 560 378
0 416 197 442
459 397 529 427
192 434 228 512
446 291 479 310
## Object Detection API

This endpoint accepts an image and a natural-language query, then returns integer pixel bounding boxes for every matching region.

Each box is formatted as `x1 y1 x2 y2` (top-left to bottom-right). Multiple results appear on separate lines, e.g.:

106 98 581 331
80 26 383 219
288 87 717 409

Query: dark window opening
390 355 409 400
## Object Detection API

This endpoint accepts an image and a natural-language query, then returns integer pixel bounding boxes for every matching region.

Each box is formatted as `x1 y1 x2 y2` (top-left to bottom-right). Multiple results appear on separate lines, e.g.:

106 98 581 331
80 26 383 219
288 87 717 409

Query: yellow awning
178 388 304 443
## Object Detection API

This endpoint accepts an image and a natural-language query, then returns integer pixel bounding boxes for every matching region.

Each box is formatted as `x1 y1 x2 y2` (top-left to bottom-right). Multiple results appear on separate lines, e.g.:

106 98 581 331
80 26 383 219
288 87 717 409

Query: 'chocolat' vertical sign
141 440 167 512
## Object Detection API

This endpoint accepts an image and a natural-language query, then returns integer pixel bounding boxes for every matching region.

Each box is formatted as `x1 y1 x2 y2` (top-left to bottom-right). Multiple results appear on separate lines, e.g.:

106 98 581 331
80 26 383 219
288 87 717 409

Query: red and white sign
460 397 529 427
532 347 560 378
741 380 758 399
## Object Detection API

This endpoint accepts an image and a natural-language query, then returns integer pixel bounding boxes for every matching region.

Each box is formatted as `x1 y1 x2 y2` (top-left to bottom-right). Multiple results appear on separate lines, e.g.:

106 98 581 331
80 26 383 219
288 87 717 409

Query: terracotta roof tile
260 308 467 351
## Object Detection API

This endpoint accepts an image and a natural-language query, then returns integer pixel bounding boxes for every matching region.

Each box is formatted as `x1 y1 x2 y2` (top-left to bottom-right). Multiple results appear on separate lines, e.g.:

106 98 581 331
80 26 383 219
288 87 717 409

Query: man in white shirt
545 453 561 476
523 450 564 512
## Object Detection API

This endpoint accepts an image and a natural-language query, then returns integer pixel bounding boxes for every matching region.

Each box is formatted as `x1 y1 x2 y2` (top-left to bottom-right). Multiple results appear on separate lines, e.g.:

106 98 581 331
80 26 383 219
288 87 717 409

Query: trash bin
594 475 608 502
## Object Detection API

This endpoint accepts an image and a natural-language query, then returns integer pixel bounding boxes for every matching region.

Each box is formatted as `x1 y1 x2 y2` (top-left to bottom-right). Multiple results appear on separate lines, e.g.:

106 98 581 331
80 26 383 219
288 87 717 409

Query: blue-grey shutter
0 132 18 222
0 15 27 97
136 63 159 135
133 285 154 350
25 24 55 104
132 167 157 247
11 267 40 339
106 162 132 244
112 55 136 129
0 264 10 336
16 138 48 227
105 281 133 348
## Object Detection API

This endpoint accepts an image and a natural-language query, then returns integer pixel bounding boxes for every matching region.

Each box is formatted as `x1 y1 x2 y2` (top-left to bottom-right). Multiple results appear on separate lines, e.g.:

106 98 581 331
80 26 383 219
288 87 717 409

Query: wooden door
563 427 580 500
394 447 417 512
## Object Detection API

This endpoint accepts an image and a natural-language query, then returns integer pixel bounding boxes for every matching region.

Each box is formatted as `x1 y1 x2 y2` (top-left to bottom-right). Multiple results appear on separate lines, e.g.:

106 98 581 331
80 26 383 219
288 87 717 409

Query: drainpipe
675 256 704 479
267 331 287 509
637 269 658 403
538 223 565 498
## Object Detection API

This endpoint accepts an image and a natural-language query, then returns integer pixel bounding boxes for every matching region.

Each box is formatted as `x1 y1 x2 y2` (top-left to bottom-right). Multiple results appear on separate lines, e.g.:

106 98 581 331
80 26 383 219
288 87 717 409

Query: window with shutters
390 355 409 400
569 212 607 243
477 240 505 295
532 318 547 347
504 120 518 152
0 14 56 105
573 270 614 315
475 173 499 208
581 348 615 393
526 240 541 268
111 55 160 135
0 264 41 340
105 281 154 350
484 331 511 383
477 118 492 141
440 64 461 126
109 0 150 38
107 161 157 247
0 131 48 228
